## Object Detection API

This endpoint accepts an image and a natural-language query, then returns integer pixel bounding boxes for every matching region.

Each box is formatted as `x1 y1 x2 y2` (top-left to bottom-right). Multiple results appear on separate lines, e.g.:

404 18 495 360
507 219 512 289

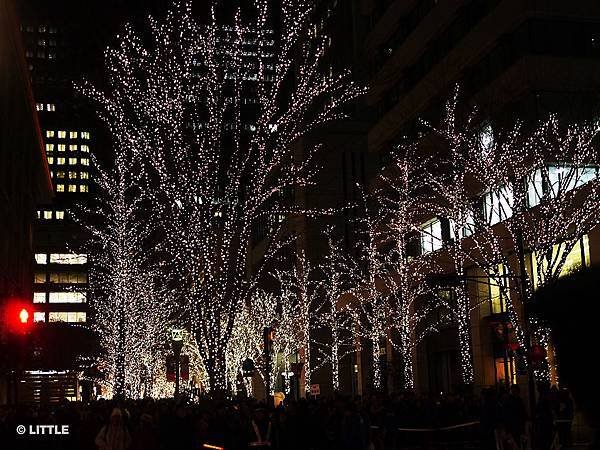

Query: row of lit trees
77 0 365 397
248 86 599 394
78 0 598 397
315 86 600 391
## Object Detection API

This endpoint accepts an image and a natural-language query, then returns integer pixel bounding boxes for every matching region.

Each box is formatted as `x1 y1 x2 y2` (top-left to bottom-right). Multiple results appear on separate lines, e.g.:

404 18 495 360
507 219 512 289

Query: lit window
420 219 443 254
49 292 86 303
46 144 54 152
483 186 513 225
495 357 516 386
48 52 56 60
47 156 54 164
35 254 47 264
74 273 88 283
68 184 77 193
56 171 65 179
80 158 89 166
80 145 89 153
80 171 89 180
46 104 55 111
56 184 65 192
81 131 90 139
56 211 65 220
34 272 47 283
46 130 55 138
69 144 78 151
48 312 86 323
69 131 78 139
36 210 41 219
38 25 46 33
58 144 66 152
79 185 89 193
36 103 44 111
58 131 66 138
489 264 510 314
34 312 46 323
68 157 77 165
529 235 591 289
43 211 52 220
549 165 597 197
34 292 46 303
68 171 77 179
49 253 87 265
56 157 65 165
450 210 476 240
38 39 46 47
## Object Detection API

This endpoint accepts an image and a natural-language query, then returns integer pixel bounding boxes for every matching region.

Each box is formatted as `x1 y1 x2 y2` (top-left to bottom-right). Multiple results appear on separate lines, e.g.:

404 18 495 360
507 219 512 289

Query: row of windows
36 210 65 220
46 144 90 152
26 50 56 59
36 39 57 47
420 164 598 254
527 165 598 207
23 25 58 34
35 272 87 284
46 130 91 140
56 184 89 193
35 254 87 265
47 157 90 166
487 236 590 315
34 292 86 303
34 312 87 323
36 103 56 112
50 171 89 180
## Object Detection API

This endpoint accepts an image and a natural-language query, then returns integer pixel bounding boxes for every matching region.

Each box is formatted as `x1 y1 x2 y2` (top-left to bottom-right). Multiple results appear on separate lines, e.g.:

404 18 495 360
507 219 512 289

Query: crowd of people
0 382 578 450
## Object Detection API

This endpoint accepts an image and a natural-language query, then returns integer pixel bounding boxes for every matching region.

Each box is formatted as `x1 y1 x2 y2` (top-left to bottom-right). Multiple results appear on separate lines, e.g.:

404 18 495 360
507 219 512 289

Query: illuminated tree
360 156 446 390
272 249 321 393
81 0 364 392
314 229 359 391
75 149 174 398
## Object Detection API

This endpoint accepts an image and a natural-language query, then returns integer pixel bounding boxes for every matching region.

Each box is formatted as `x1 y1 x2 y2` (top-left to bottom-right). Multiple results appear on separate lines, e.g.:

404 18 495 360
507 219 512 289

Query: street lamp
170 328 184 397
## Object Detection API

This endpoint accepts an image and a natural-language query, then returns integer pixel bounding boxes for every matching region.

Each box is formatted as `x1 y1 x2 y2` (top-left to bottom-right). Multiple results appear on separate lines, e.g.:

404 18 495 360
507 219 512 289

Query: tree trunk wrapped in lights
80 0 365 392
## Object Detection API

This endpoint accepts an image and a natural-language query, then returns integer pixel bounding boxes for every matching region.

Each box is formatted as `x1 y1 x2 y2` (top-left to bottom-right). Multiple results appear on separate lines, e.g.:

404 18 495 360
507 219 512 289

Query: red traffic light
3 300 32 334
19 308 29 324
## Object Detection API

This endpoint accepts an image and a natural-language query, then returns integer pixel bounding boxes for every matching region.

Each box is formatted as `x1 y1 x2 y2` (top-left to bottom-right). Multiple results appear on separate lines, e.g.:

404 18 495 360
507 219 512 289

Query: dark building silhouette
0 0 53 404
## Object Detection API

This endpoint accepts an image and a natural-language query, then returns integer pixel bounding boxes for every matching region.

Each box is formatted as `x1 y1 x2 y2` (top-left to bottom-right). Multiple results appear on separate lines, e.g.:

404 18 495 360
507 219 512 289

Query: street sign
310 384 320 397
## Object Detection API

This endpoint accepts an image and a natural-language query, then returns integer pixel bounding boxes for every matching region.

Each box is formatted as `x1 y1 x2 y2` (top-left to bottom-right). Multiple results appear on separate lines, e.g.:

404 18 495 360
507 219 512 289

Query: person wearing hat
95 407 132 450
